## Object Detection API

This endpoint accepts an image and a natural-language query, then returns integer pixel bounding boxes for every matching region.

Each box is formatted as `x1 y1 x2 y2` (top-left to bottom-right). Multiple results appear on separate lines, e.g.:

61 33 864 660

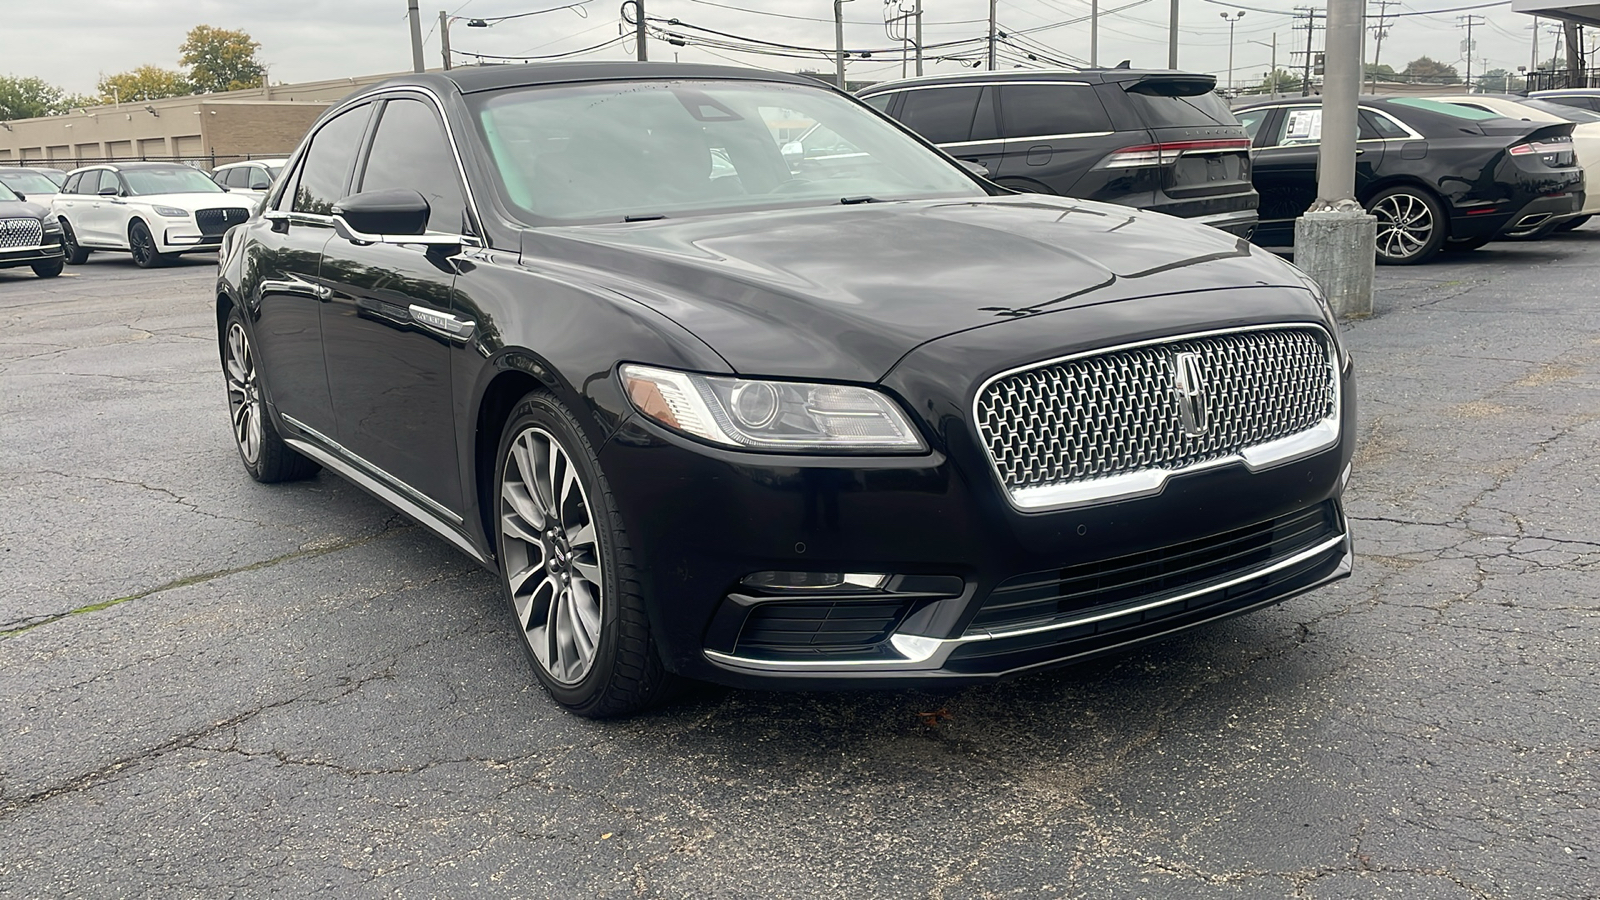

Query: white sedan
1430 94 1600 233
51 163 257 268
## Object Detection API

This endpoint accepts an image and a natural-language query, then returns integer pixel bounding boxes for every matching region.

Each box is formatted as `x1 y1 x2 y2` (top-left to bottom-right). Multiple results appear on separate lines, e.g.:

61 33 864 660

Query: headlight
620 364 925 453
151 206 190 218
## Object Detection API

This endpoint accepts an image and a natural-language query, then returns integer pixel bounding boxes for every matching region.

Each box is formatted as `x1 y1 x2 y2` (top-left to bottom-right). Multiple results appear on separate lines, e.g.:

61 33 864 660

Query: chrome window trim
861 79 1091 99
1246 103 1424 145
970 322 1342 513
705 529 1349 673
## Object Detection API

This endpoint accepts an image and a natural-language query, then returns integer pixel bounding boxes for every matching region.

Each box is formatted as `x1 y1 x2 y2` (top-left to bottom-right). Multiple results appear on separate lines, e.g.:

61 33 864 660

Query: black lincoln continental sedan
216 62 1356 717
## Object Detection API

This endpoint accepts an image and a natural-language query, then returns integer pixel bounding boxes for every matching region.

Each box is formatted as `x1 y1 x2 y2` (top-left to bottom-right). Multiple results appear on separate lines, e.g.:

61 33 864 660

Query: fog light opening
741 571 891 592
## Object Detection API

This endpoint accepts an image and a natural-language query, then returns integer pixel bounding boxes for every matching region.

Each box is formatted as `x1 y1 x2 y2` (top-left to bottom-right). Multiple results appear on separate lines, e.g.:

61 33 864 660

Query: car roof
214 159 288 168
857 67 1212 94
1531 88 1600 96
67 162 202 173
354 62 823 99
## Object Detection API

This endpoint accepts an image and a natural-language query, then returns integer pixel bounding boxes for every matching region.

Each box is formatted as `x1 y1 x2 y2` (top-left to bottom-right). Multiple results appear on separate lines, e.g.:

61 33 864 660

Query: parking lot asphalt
1 234 1597 899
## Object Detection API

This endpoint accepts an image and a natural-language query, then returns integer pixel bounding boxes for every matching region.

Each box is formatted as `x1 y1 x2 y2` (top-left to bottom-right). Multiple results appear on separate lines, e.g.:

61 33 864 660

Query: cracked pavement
1 234 1597 898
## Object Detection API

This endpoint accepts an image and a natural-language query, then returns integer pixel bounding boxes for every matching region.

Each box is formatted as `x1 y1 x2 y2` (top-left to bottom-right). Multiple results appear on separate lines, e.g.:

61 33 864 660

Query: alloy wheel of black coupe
1367 187 1446 265
222 308 320 483
60 220 90 265
129 220 171 269
496 392 671 717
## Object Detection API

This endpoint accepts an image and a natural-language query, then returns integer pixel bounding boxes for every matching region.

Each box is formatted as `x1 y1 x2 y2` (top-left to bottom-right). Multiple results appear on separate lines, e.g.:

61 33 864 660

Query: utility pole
1564 21 1583 87
914 0 923 76
1091 0 1100 66
1294 0 1374 318
1169 0 1180 68
1459 14 1484 87
1221 11 1246 92
1531 16 1539 77
407 0 426 73
1368 0 1395 92
835 0 848 88
1295 7 1322 96
989 0 998 69
439 10 452 70
1270 32 1278 96
636 0 648 61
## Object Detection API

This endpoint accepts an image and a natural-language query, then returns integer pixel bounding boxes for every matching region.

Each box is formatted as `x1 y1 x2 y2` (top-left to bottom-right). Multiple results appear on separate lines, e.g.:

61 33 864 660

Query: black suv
857 69 1259 237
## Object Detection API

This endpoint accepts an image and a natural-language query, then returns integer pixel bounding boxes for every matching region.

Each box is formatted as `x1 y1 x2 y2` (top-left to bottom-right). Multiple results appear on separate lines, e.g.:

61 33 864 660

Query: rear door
894 85 1005 177
992 81 1120 195
1249 105 1320 247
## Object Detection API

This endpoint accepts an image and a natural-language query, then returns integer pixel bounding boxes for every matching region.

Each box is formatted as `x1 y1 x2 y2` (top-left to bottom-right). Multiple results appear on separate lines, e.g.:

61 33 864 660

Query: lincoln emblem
1172 351 1210 436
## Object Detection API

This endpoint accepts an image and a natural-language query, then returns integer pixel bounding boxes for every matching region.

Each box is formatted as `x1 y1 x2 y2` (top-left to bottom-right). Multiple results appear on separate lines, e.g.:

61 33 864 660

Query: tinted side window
999 84 1112 138
293 104 372 215
862 94 893 113
358 97 469 233
1362 110 1409 139
1235 108 1269 141
221 167 247 188
63 172 83 194
897 87 982 144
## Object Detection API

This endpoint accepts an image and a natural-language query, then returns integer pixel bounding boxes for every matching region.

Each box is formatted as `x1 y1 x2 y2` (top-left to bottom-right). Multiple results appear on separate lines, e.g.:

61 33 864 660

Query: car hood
128 192 256 209
519 195 1306 382
0 200 48 219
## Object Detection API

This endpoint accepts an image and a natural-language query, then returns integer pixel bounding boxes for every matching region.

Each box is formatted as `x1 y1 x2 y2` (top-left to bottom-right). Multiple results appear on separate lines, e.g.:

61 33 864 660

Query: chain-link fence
0 152 292 172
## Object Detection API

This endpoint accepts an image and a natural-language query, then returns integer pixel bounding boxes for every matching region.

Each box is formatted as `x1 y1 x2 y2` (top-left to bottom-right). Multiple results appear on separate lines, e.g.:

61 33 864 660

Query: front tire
1367 186 1446 265
31 258 64 278
60 220 90 265
221 307 320 483
129 220 173 269
495 391 674 718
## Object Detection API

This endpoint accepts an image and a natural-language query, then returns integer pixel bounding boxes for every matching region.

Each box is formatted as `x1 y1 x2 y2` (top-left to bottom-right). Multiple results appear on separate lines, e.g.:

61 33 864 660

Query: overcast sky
3 0 1564 97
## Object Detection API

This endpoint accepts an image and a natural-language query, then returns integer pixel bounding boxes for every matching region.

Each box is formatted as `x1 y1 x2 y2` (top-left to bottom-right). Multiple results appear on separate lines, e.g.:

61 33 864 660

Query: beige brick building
0 72 411 168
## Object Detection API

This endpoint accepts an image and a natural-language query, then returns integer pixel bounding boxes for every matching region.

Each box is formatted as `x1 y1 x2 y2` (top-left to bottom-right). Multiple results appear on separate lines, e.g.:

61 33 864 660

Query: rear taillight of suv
1099 138 1252 169
1508 135 1575 167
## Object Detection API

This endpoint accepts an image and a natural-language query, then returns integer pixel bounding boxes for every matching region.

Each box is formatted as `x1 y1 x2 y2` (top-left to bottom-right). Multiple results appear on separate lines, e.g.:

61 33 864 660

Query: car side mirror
11 192 23 202
98 186 119 197
958 159 990 178
250 178 272 190
331 189 460 253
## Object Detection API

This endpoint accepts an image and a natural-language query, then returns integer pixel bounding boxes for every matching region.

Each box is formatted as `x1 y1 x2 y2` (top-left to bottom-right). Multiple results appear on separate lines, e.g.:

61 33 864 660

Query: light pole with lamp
1220 11 1246 93
1248 33 1278 98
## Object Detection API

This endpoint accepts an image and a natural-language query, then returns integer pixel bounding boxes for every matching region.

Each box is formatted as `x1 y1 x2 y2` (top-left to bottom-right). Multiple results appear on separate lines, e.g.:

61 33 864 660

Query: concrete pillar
1294 212 1376 318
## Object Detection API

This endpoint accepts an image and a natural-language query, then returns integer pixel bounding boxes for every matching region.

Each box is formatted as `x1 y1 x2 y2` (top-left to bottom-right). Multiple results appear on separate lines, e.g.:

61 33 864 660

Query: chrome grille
196 208 248 236
975 326 1336 505
0 217 44 249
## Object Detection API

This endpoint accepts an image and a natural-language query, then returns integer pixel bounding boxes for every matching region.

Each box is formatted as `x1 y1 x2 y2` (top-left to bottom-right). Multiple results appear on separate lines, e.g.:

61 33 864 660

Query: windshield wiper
839 196 881 205
623 213 667 223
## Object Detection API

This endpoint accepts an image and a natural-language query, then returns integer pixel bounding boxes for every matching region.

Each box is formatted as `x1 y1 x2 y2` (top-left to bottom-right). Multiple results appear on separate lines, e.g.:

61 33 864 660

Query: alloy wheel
223 322 263 466
500 426 605 685
1371 192 1434 261
130 223 156 266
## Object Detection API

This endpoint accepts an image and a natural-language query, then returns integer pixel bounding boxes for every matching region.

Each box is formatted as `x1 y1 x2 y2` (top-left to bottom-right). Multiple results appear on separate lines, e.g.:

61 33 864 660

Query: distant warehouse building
0 72 408 169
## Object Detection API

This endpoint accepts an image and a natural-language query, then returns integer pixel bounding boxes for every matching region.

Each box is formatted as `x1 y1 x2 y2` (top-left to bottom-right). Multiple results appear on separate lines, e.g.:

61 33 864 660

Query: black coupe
217 63 1355 717
1235 96 1585 264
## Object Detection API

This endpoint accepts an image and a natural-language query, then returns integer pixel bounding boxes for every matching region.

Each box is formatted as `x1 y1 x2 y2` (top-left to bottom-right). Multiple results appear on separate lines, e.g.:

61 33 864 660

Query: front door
319 94 473 515
1250 105 1388 248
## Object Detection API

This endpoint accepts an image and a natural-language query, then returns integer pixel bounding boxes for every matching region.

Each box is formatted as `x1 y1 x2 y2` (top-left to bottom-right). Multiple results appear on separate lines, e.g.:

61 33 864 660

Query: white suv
211 158 288 204
52 163 257 268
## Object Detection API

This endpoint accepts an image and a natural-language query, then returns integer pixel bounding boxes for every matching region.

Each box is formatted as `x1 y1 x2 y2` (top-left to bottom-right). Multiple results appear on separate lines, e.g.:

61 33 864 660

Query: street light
1220 11 1247 93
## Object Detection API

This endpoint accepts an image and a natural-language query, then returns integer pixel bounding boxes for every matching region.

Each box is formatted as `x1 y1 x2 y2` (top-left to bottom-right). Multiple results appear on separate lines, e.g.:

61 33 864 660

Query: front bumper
601 304 1356 689
0 237 65 268
159 227 224 253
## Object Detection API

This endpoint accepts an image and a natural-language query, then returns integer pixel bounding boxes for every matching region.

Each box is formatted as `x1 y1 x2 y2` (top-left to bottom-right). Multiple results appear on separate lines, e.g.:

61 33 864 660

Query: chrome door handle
409 305 476 340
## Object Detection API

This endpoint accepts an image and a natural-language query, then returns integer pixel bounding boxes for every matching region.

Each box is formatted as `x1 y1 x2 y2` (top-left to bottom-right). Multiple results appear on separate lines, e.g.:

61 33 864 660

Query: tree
180 25 265 94
1476 68 1512 93
1401 56 1460 85
0 75 77 119
97 66 191 103
1258 68 1304 93
1365 63 1396 81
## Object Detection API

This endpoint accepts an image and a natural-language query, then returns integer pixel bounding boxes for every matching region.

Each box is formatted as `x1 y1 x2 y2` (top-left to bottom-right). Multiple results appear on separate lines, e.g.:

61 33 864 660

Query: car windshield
0 170 61 194
121 167 224 196
470 79 985 223
1520 97 1600 122
0 181 19 202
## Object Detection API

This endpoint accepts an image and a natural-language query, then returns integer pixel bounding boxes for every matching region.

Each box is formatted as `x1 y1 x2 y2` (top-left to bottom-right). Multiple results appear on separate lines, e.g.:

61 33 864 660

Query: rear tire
1367 186 1446 265
221 306 320 483
59 220 90 265
494 391 676 718
31 258 64 278
1555 214 1592 233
